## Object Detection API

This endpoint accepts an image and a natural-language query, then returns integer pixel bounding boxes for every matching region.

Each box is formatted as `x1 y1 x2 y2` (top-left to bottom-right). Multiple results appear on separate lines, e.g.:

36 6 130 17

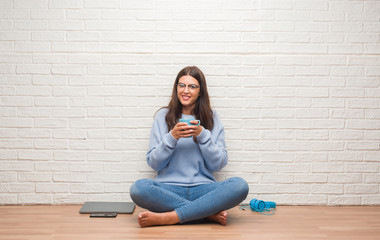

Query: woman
130 66 249 227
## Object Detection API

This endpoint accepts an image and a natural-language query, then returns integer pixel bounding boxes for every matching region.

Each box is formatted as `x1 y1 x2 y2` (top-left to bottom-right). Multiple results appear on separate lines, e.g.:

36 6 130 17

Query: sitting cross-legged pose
130 66 249 228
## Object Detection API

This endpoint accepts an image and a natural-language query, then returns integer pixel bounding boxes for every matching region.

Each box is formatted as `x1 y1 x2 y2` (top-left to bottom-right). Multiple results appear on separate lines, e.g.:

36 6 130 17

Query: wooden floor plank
0 205 379 240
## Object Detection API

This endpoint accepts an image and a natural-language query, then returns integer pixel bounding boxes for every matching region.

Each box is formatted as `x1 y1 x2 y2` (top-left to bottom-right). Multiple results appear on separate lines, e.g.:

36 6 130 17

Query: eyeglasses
177 82 200 91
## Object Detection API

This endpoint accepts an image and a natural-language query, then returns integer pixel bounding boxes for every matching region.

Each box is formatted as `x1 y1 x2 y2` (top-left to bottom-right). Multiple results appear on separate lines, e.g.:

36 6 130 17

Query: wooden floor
0 205 379 240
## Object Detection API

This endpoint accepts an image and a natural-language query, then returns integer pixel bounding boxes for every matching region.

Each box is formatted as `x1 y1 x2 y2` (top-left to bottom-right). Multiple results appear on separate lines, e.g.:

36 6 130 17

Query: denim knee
228 177 249 200
130 179 152 203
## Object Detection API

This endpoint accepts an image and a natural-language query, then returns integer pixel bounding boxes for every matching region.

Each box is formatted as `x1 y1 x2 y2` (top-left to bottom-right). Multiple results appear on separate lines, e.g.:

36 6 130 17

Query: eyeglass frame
177 82 200 91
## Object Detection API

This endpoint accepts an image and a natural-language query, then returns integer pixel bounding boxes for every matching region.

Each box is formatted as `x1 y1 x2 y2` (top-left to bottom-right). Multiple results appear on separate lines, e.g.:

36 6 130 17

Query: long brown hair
164 66 214 132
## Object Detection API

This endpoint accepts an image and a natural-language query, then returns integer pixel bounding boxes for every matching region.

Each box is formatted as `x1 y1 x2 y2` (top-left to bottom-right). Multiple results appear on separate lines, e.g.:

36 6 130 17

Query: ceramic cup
179 118 201 138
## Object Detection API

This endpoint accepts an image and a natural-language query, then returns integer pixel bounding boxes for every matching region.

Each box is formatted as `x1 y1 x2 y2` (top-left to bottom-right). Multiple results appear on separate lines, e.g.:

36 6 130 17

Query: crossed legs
130 177 248 227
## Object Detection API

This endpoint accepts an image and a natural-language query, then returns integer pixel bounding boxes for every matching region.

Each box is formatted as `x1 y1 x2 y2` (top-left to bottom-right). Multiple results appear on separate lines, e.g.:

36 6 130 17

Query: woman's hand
188 120 202 137
171 121 202 139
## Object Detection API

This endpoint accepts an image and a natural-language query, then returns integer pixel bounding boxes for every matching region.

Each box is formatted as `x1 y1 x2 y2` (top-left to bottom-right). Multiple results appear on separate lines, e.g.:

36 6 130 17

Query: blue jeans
130 177 249 223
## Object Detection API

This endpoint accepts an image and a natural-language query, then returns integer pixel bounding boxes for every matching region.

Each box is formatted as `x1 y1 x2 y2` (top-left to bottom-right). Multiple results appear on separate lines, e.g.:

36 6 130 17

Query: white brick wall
0 0 379 205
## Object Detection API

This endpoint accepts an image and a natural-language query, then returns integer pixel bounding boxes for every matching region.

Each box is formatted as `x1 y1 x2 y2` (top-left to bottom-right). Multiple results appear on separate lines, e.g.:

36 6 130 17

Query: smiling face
177 75 200 115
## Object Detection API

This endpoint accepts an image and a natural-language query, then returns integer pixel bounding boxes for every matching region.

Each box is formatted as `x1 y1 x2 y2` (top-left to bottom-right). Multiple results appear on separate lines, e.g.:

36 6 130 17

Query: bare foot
206 211 227 226
137 210 180 228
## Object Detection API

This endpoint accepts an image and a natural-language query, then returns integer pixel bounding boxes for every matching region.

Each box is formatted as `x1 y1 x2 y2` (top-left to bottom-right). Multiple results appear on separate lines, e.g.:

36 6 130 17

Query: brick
53 129 86 139
347 120 380 129
311 120 344 129
311 142 345 151
346 163 378 173
35 162 68 171
53 173 86 182
0 161 33 171
0 118 33 128
53 195 86 204
294 175 327 183
52 108 86 118
87 152 123 162
277 184 310 194
31 10 65 20
14 0 46 9
363 196 380 205
0 140 33 149
35 119 68 128
365 89 380 98
119 0 154 9
18 194 52 204
33 53 66 64
2 183 34 193
331 23 363 32
18 173 52 182
18 150 52 160
330 44 363 54
87 173 123 183
105 140 147 150
0 128 17 138
88 108 121 118
296 109 329 119
329 174 362 184
330 1 364 12
36 183 69 193
329 151 363 162
365 152 380 161
295 153 328 162
364 174 380 184
0 173 17 182
328 196 362 205
279 78 308 88
52 65 85 75
69 163 103 172
261 153 294 162
278 99 311 108
34 140 68 149
0 32 30 41
68 54 101 64
84 0 117 8
312 163 344 173
278 120 310 129
260 0 293 10
330 131 363 140
311 12 345 22
296 130 328 140
49 0 83 9
105 183 132 193
345 184 378 194
295 0 327 10
66 10 100 20
0 9 29 19
69 140 104 150
54 151 86 161
311 184 343 194
242 33 276 42
293 195 327 205
346 142 379 151
71 184 104 193
364 131 380 141
277 164 310 173
0 42 13 52
15 42 50 53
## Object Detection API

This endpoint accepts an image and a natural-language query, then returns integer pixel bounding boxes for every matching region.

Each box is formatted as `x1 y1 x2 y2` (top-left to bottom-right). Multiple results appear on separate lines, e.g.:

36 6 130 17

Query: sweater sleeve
196 111 228 172
146 110 178 171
